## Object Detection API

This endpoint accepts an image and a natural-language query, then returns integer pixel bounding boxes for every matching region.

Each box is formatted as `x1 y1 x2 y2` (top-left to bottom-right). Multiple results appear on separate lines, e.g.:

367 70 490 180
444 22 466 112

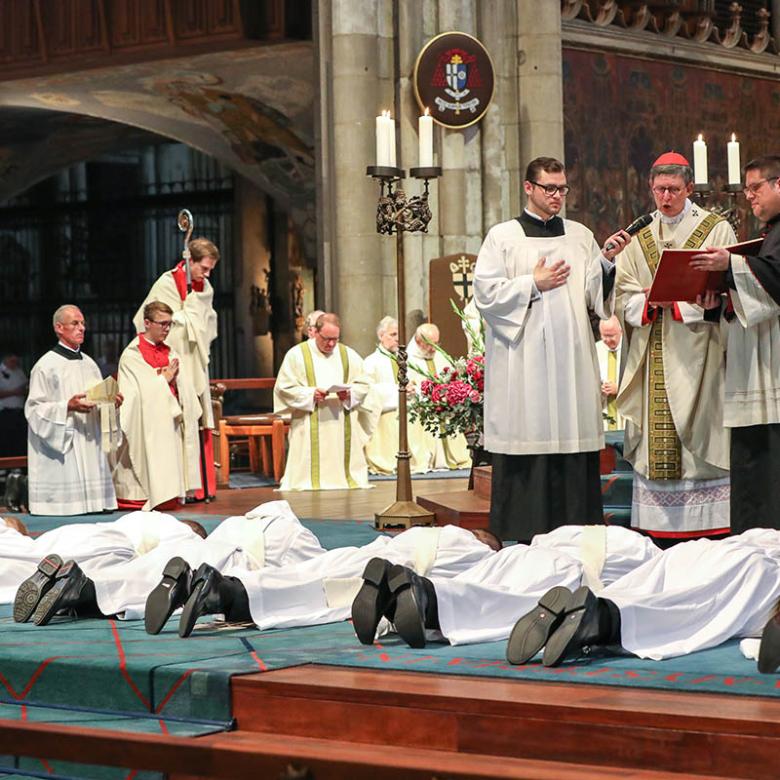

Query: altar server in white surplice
113 301 200 511
25 305 122 516
367 525 658 649
473 156 631 542
173 524 500 638
407 323 471 473
506 529 780 669
275 312 377 491
364 316 402 475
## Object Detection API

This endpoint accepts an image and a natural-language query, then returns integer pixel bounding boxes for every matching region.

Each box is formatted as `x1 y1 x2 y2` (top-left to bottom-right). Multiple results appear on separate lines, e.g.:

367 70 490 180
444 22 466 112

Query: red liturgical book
647 249 726 304
724 238 764 256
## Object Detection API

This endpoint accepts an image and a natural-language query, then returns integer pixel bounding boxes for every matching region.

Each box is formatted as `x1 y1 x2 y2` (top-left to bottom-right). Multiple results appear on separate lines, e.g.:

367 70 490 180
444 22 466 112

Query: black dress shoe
351 557 395 645
32 561 100 626
506 586 572 665
144 557 192 635
14 554 63 623
388 566 438 649
541 586 620 667
758 613 780 674
178 564 251 638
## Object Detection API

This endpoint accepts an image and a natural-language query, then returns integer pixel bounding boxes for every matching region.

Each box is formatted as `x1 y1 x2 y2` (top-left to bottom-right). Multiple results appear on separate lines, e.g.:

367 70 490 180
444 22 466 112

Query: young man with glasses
473 156 631 542
691 155 780 533
133 238 220 501
615 152 736 545
25 305 122 515
113 300 198 511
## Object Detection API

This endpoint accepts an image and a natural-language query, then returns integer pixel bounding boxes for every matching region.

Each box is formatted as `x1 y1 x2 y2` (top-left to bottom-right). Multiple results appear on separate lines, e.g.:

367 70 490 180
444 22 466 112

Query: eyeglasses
651 186 684 196
149 320 173 329
319 336 339 343
529 181 571 196
743 177 779 196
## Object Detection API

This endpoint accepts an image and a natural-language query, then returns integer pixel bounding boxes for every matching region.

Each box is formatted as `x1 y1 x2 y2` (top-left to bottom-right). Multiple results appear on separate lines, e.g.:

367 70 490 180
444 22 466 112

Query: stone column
516 1 564 167
315 0 395 354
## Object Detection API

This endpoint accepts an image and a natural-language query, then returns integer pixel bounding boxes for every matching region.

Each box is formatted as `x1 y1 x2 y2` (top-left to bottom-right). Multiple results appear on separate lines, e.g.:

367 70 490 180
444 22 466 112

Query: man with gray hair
615 152 735 543
364 316 401 474
407 322 471 472
25 305 121 515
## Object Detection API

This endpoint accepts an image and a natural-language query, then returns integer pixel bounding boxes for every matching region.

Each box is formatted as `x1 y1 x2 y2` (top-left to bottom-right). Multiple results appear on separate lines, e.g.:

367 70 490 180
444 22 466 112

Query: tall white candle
693 134 708 185
727 133 741 185
376 112 389 167
418 108 433 168
386 112 396 168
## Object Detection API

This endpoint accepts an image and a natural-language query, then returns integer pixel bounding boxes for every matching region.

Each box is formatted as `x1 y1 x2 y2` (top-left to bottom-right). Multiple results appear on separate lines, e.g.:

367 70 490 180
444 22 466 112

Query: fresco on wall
562 48 780 242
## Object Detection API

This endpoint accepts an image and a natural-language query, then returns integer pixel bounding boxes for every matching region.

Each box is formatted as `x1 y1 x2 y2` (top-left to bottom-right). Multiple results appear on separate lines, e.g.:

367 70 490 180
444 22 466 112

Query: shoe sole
506 585 572 665
145 557 191 635
33 576 72 626
13 555 63 623
351 558 389 645
542 585 594 668
388 569 426 649
758 615 780 674
179 580 205 638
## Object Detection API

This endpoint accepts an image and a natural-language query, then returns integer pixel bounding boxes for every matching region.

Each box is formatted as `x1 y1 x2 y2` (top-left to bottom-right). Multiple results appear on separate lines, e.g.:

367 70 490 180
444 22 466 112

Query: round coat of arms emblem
413 31 495 129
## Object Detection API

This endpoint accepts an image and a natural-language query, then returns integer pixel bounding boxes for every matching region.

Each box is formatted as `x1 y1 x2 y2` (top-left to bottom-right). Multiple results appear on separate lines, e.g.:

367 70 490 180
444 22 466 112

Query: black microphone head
625 213 654 235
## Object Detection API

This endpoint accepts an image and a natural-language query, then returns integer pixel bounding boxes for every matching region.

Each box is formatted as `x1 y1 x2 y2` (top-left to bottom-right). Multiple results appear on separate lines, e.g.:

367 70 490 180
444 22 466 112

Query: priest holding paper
474 156 631 541
615 152 735 542
274 313 375 491
113 301 200 511
26 305 122 515
691 155 780 533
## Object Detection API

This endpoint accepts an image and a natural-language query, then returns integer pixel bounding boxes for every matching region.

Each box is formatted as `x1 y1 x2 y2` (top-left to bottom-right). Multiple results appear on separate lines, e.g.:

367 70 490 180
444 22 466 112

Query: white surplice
274 341 376 490
434 525 659 646
602 529 780 660
473 219 613 455
113 338 200 507
25 348 117 515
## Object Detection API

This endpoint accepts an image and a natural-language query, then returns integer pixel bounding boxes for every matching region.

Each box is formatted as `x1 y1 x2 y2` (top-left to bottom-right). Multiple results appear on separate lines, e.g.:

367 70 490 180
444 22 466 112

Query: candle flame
731 133 736 142
424 107 430 116
697 133 704 142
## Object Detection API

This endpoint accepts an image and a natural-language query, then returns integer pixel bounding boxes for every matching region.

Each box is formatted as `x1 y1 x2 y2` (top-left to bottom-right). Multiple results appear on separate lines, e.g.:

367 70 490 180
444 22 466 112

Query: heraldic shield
428 252 477 358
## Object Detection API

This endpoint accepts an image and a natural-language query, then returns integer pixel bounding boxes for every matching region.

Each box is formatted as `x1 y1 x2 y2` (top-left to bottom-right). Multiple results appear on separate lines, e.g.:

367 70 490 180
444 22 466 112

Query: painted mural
562 47 780 242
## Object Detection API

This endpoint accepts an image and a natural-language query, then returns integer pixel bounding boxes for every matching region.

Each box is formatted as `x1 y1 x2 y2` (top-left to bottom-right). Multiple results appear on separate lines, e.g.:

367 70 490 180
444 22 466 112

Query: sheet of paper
325 384 351 394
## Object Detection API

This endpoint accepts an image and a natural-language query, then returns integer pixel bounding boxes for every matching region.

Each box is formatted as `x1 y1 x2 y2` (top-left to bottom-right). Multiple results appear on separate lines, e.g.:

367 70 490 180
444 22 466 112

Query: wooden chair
211 378 289 487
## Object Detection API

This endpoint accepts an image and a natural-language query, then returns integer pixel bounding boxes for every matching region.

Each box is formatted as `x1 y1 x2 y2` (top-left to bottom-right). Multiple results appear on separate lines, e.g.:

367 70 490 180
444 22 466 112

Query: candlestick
418 108 433 168
693 134 708 185
727 133 741 185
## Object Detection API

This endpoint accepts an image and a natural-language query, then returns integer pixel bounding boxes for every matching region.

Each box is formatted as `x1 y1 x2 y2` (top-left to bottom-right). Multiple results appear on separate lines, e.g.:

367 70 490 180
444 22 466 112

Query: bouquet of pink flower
407 302 485 439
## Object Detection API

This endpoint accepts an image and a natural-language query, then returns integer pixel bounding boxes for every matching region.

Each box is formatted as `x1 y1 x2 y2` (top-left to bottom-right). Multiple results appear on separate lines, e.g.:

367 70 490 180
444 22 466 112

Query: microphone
605 213 653 251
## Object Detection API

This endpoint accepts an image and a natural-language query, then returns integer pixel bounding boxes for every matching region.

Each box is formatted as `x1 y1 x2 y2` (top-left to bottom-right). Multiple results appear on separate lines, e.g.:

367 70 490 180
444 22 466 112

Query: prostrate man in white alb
407 323 471 472
353 524 659 650
473 156 630 542
616 152 734 544
113 301 200 511
364 316 402 475
133 237 220 498
595 315 624 431
168 523 501 639
274 312 377 490
25 305 123 516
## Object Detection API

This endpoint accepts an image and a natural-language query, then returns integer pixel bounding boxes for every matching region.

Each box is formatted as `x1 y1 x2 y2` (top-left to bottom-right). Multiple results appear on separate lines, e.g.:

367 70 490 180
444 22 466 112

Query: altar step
229 665 780 780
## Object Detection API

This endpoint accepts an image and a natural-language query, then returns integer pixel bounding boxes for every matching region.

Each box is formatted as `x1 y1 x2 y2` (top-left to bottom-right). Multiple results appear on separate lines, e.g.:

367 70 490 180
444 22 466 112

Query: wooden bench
210 378 289 488
0 455 26 470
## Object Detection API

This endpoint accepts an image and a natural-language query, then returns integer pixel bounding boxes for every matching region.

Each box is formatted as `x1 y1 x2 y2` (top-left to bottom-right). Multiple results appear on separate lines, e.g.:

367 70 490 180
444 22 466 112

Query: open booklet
647 249 725 305
85 376 121 453
324 384 351 394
